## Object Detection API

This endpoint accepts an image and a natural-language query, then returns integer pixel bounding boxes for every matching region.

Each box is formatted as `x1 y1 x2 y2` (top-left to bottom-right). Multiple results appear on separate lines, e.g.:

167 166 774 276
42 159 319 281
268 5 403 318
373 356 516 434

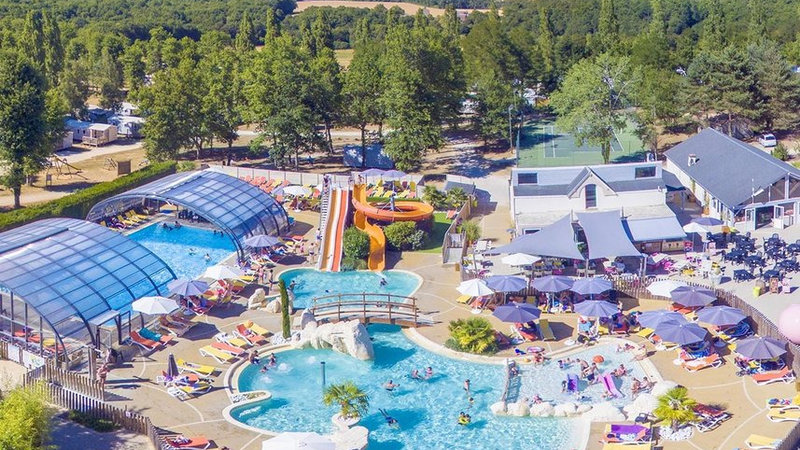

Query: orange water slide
354 209 386 271
351 184 434 223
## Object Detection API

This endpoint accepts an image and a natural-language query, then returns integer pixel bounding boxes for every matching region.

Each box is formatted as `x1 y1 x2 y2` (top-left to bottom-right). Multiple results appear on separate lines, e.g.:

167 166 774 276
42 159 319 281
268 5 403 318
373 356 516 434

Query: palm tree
459 220 481 246
422 185 447 210
322 381 370 419
654 387 697 430
446 187 468 209
448 317 497 354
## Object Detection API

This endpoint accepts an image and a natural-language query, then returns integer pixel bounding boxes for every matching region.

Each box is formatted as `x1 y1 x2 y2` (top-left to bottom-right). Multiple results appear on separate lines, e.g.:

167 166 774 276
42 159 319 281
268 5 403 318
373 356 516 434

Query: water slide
602 373 623 398
317 188 350 271
352 185 386 271
351 184 434 223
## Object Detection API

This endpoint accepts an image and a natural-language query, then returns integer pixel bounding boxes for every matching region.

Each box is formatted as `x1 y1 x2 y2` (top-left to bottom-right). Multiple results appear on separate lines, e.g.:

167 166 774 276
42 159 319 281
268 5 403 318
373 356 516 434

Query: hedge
0 161 177 232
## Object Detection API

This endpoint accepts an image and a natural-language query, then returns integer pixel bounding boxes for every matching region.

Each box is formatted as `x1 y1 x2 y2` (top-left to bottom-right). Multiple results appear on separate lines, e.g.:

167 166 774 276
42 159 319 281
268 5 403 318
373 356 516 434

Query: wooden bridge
308 293 431 327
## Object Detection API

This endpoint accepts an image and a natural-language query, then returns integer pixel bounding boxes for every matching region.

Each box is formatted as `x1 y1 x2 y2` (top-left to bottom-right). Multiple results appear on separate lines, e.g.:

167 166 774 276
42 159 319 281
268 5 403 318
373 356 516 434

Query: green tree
422 185 447 210
19 11 45 73
279 279 290 338
121 41 147 91
0 52 50 208
235 11 256 52
97 47 125 111
748 40 800 131
322 381 370 419
596 0 619 54
311 47 341 155
550 54 640 163
654 387 697 430
0 382 54 449
748 0 766 43
342 37 385 166
447 317 497 354
446 187 468 209
343 226 370 259
699 0 725 52
60 58 91 118
264 8 280 45
635 68 682 154
202 48 244 165
41 11 64 87
458 219 481 245
537 7 556 87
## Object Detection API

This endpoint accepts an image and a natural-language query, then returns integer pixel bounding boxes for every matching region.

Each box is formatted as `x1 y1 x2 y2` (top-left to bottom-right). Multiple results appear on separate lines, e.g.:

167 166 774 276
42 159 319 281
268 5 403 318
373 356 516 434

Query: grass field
517 118 646 168
334 49 354 68
295 1 481 16
419 212 452 253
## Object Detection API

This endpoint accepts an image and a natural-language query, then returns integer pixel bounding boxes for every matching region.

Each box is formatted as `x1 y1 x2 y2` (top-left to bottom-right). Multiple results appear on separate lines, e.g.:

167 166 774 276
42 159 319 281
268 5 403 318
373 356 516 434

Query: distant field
294 1 487 16
334 49 354 67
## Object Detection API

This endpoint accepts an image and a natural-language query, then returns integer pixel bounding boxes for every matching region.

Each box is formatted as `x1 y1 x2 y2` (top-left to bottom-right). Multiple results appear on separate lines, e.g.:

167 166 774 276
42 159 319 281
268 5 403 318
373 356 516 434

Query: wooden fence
442 194 473 266
24 363 106 401
615 276 800 450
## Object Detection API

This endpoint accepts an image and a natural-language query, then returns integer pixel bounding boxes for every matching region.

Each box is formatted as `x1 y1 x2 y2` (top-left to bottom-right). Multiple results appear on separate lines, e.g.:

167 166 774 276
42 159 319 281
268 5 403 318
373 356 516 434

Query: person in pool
379 408 399 428
411 369 421 379
268 353 277 366
379 277 387 286
457 412 471 426
204 253 211 261
260 365 268 373
424 367 433 379
188 248 196 255
463 379 471 394
383 380 399 391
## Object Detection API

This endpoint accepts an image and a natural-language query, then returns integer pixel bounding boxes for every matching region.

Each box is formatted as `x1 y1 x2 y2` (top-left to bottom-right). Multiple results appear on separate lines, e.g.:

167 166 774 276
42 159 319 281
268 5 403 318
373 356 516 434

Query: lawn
418 212 453 253
334 49 354 68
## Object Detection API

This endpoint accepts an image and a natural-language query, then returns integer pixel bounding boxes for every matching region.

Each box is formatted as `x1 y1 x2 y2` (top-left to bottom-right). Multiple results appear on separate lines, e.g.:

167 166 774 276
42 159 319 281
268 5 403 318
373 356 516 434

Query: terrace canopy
87 169 290 258
577 210 642 260
0 218 176 353
488 214 584 260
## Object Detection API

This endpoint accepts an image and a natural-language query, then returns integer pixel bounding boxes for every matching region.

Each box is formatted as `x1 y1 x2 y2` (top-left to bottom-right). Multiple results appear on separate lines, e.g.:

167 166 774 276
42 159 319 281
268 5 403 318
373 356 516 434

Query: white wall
513 188 665 216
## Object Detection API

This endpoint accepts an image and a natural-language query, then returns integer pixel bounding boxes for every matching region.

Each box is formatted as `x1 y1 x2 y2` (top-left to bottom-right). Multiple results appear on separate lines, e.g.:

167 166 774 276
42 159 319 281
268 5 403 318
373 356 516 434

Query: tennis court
517 118 646 168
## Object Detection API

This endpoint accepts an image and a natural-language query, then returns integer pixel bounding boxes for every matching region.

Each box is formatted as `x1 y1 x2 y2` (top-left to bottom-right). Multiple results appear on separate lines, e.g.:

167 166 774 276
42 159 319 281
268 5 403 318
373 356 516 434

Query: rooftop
512 162 665 197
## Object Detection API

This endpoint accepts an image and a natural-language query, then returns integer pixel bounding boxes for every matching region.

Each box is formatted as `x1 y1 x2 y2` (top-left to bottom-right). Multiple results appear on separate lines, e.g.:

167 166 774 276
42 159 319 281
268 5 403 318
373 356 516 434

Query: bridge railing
309 293 421 327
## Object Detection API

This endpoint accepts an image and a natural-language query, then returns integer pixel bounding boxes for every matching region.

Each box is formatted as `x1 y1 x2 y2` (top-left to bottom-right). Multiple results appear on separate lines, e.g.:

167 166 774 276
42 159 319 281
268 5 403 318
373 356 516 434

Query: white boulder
529 402 555 417
299 309 316 329
331 425 369 450
264 297 281 313
332 413 360 431
248 288 266 309
490 402 507 415
576 404 593 414
582 402 626 422
623 393 659 421
295 320 374 360
651 380 678 397
507 401 530 417
553 402 577 417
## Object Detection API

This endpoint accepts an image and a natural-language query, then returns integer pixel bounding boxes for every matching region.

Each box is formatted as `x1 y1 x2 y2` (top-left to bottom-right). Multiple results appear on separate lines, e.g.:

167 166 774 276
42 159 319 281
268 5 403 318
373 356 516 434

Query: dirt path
294 0 487 16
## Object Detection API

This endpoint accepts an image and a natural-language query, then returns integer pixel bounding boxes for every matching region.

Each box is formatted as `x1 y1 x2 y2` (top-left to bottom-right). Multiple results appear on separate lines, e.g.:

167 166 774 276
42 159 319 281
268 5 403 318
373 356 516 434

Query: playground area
517 117 647 168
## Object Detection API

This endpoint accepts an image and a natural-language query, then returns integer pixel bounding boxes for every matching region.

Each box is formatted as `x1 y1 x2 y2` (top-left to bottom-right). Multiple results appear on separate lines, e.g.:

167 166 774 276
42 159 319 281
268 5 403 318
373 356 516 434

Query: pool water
233 325 581 449
514 345 646 407
279 268 421 309
128 223 236 279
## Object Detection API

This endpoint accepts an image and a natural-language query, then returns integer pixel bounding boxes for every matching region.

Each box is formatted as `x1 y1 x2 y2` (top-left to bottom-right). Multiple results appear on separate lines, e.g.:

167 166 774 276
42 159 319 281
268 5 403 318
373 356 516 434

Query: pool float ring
593 355 605 364
458 416 471 426
522 358 532 364
527 346 545 353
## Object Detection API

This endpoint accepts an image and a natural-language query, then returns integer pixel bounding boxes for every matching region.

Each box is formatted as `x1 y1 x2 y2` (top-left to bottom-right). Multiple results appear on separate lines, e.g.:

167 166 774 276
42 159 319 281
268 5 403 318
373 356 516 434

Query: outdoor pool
232 325 582 449
278 268 422 309
128 223 236 279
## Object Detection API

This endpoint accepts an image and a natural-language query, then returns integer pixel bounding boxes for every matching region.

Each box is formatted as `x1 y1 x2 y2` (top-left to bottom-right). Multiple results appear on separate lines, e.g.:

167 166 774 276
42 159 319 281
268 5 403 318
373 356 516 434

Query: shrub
458 220 481 245
772 143 789 161
341 255 368 271
176 160 196 172
0 161 177 232
0 383 54 447
67 409 118 432
447 317 497 354
446 187 468 209
384 221 427 250
422 185 447 210
343 226 370 259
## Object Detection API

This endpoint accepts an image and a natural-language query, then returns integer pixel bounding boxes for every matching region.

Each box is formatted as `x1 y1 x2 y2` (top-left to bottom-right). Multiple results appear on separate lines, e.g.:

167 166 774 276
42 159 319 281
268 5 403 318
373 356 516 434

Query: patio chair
156 370 201 386
767 406 800 422
139 327 174 345
745 434 781 449
166 382 212 400
235 324 268 345
210 341 245 356
753 367 795 385
214 332 249 349
455 294 473 304
198 345 236 364
243 320 270 336
537 319 556 341
176 359 216 377
163 435 211 450
129 330 161 352
681 353 723 372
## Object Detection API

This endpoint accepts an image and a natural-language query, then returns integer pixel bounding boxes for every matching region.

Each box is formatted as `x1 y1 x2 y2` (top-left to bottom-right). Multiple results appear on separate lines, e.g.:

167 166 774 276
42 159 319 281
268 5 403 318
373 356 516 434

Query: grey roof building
664 128 800 230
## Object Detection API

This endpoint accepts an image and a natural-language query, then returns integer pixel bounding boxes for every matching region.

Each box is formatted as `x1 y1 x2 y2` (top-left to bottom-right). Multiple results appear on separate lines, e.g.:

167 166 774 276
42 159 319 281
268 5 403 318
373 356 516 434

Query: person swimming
424 367 433 379
379 408 399 428
204 253 211 261
268 353 277 366
379 277 387 286
260 365 268 373
463 379 471 394
411 369 421 379
457 412 471 426
188 248 197 255
384 380 399 391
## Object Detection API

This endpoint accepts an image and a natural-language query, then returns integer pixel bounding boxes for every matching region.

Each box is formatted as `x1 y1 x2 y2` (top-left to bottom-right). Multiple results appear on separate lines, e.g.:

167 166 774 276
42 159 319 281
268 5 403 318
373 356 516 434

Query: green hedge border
0 161 177 232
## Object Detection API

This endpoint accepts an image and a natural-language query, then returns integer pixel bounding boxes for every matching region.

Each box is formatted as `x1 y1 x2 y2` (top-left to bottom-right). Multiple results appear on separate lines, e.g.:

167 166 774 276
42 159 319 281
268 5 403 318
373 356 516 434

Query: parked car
759 133 777 147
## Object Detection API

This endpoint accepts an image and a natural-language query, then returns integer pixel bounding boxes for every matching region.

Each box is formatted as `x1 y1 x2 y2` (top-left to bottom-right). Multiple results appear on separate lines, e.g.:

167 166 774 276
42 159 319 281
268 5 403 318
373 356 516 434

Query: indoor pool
279 268 422 309
128 223 236 279
232 325 581 449
514 345 646 407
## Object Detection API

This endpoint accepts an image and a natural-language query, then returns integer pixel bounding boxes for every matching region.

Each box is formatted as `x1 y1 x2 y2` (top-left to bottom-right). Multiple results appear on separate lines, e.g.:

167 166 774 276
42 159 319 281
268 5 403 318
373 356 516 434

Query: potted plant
654 387 697 435
323 381 370 428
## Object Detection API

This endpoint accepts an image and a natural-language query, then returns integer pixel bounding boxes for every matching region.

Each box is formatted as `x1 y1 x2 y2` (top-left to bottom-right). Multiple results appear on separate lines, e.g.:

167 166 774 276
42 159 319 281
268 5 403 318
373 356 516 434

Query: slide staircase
352 185 386 271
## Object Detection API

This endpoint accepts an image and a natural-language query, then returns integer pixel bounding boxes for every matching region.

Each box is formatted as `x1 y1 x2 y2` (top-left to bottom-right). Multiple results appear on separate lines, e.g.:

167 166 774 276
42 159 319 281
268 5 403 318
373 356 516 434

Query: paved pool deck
23 177 800 449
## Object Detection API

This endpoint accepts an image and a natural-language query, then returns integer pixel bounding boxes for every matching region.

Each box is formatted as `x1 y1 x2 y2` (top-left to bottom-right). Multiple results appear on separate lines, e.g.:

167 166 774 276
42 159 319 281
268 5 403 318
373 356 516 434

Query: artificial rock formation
296 320 374 360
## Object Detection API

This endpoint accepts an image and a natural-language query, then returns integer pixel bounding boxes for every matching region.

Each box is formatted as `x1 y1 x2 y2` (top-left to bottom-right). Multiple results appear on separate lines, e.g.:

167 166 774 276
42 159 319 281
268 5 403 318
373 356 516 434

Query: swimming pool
128 223 236 279
278 268 422 309
232 325 582 449
514 345 646 408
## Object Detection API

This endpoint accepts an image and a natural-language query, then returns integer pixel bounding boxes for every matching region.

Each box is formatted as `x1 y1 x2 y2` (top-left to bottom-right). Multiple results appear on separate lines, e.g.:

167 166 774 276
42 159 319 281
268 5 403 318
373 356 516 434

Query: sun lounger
753 367 795 385
243 320 270 336
495 331 511 346
157 370 201 386
164 435 211 450
159 316 189 336
139 327 174 345
538 319 556 341
746 434 782 449
693 416 722 432
602 424 650 443
513 323 537 341
602 443 652 450
176 359 216 376
636 328 654 339
214 332 249 349
129 330 161 351
210 341 245 356
681 353 723 372
235 324 268 345
167 382 212 400
456 295 472 304
199 345 236 364
768 406 800 422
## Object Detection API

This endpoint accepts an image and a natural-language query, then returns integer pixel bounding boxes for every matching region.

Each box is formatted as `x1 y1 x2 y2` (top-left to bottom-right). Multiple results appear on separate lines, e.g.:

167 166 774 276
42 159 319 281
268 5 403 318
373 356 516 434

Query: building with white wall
665 128 800 231
510 161 685 253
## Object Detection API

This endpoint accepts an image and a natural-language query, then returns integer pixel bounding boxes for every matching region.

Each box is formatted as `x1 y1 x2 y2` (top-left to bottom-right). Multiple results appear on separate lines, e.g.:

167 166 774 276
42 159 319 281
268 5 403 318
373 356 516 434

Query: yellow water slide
352 185 386 271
